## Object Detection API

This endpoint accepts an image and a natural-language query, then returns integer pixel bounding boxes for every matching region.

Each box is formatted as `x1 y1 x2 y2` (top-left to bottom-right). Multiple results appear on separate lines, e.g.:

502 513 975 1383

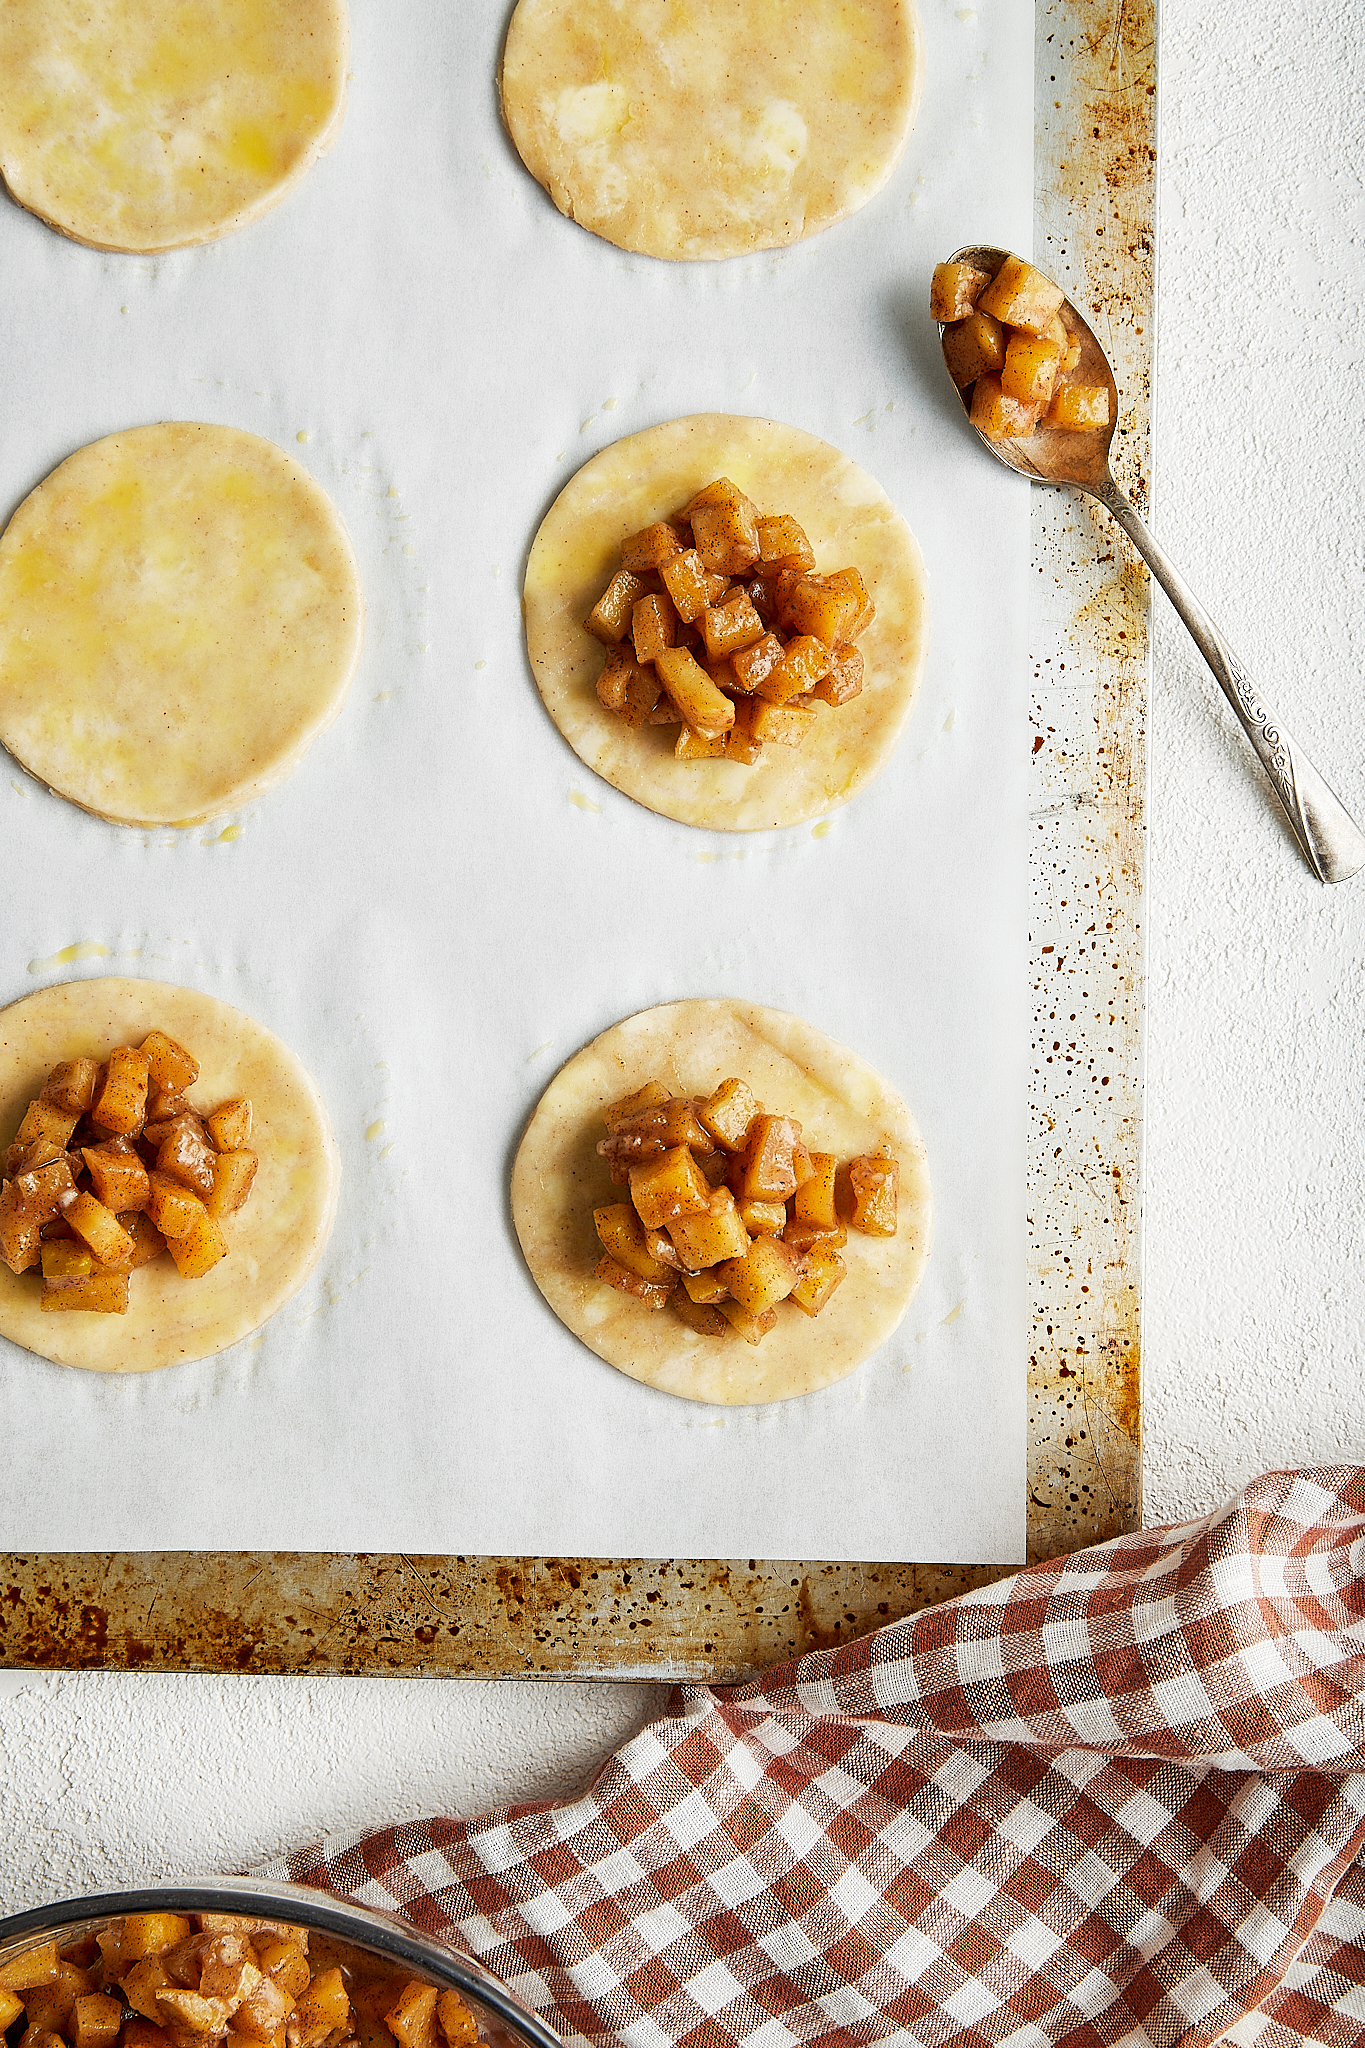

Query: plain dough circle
0 978 339 1374
524 413 929 831
0 423 364 827
0 0 349 253
500 0 922 261
511 999 931 1406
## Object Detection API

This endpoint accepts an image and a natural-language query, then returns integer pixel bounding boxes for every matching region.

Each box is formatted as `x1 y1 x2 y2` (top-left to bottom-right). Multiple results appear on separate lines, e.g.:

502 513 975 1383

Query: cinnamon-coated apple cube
700 591 764 660
289 1970 348 2048
118 1211 167 1268
156 1119 217 1201
0 1995 22 2035
782 576 861 648
595 1253 674 1309
603 1081 670 1130
655 647 735 737
847 1153 899 1235
0 1161 73 1274
791 1242 847 1316
631 591 677 663
1002 332 1063 406
253 1938 310 1997
92 1046 150 1135
941 309 1006 387
717 1298 778 1345
791 1152 838 1229
719 1233 802 1316
617 661 663 728
0 1944 61 1993
755 635 831 702
666 1186 751 1269
755 514 815 570
596 643 640 713
629 1145 711 1230
931 260 993 322
676 726 727 761
1045 381 1112 430
698 1078 759 1152
672 1294 730 1337
977 254 1065 335
64 1191 134 1265
600 1097 710 1161
783 1216 847 1254
660 548 713 624
682 1267 730 1304
82 1138 150 1214
8 1096 79 1164
41 1240 94 1281
4 1130 69 1177
810 644 863 706
119 2025 171 2048
619 521 684 572
205 1098 253 1153
207 1150 257 1219
594 1203 675 1283
167 1209 229 1278
737 1200 787 1237
818 567 876 639
726 698 765 765
586 568 648 644
139 1031 199 1095
739 1117 805 1203
1060 330 1083 375
147 1171 205 1240
435 1992 478 2048
231 1975 293 2041
38 1270 129 1312
687 482 760 575
730 633 783 694
73 1995 124 2048
969 373 1042 438
751 700 819 748
23 1973 89 2038
41 1057 99 1116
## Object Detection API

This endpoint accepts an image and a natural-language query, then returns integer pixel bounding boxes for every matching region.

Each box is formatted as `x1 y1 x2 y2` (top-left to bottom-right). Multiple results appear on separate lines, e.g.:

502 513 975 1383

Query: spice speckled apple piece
0 423 364 827
501 0 922 261
0 0 349 253
0 978 339 1373
511 999 931 1406
524 414 928 831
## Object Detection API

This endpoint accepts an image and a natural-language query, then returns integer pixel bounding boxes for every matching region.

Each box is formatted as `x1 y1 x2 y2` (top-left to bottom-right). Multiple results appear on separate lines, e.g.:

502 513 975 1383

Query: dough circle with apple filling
0 977 339 1373
500 0 922 261
0 423 364 827
511 999 931 1405
0 0 349 253
524 414 928 831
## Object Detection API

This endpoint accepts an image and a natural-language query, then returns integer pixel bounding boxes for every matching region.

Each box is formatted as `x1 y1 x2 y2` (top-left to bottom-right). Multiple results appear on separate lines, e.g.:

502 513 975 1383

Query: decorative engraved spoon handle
1090 478 1365 883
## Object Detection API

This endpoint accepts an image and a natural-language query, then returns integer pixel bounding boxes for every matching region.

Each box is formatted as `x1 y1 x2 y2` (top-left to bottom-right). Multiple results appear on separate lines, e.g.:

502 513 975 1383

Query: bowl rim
0 1877 562 2048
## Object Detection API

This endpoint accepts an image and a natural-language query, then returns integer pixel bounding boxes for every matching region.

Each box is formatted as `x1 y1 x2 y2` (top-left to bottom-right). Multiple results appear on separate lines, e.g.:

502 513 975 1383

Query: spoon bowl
937 246 1365 883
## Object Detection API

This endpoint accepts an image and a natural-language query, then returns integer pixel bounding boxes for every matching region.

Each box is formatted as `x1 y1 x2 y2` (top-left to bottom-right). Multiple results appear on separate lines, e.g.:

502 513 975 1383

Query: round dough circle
511 999 931 1406
0 0 349 254
0 978 339 1374
500 0 922 262
0 423 364 827
524 413 929 831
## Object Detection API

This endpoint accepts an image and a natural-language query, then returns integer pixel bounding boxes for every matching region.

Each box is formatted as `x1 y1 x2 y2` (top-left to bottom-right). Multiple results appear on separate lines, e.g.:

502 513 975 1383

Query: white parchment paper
0 1 1034 1563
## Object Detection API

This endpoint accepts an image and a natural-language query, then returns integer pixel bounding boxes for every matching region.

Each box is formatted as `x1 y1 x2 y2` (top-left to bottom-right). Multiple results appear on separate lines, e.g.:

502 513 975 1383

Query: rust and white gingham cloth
268 1467 1365 2048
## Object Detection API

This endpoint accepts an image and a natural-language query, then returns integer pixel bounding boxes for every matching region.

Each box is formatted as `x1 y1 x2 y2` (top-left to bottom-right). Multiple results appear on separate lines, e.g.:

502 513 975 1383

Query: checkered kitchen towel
268 1467 1365 2048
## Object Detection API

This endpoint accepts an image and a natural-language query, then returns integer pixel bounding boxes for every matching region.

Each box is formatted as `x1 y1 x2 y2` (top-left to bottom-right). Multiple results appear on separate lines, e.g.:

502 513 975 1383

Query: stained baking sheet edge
0 0 1153 1681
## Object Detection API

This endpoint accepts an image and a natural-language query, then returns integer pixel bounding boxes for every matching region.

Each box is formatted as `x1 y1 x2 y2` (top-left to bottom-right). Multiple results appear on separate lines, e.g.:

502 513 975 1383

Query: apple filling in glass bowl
586 478 875 765
593 1077 899 1345
0 1030 259 1313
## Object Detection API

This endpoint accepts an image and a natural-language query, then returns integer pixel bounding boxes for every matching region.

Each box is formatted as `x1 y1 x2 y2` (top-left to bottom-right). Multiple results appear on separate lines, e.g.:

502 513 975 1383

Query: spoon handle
1093 478 1365 884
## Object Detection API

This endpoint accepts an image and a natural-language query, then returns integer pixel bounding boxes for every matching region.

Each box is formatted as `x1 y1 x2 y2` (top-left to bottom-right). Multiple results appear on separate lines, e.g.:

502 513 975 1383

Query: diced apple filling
936 254 1112 441
586 480 876 767
590 1077 900 1342
0 1029 263 1313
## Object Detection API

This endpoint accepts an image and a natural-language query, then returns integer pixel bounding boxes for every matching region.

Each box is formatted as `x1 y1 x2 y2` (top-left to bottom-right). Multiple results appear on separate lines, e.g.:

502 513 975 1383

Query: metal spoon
939 244 1365 884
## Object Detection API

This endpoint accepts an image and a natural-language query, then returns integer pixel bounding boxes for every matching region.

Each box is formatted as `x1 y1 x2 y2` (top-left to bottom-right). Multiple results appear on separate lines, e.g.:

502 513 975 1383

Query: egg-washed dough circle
0 978 339 1374
524 414 928 831
0 423 364 827
0 0 349 254
511 999 931 1406
500 0 922 261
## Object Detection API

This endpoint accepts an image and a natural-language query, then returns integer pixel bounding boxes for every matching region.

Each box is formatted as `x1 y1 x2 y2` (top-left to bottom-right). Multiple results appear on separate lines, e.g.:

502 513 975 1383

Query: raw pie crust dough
0 423 364 827
500 0 922 261
0 0 349 253
511 999 931 1406
0 978 339 1374
525 414 929 831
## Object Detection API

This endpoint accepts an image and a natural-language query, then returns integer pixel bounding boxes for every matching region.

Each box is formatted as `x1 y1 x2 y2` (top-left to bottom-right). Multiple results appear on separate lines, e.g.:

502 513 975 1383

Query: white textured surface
3 0 1363 1916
